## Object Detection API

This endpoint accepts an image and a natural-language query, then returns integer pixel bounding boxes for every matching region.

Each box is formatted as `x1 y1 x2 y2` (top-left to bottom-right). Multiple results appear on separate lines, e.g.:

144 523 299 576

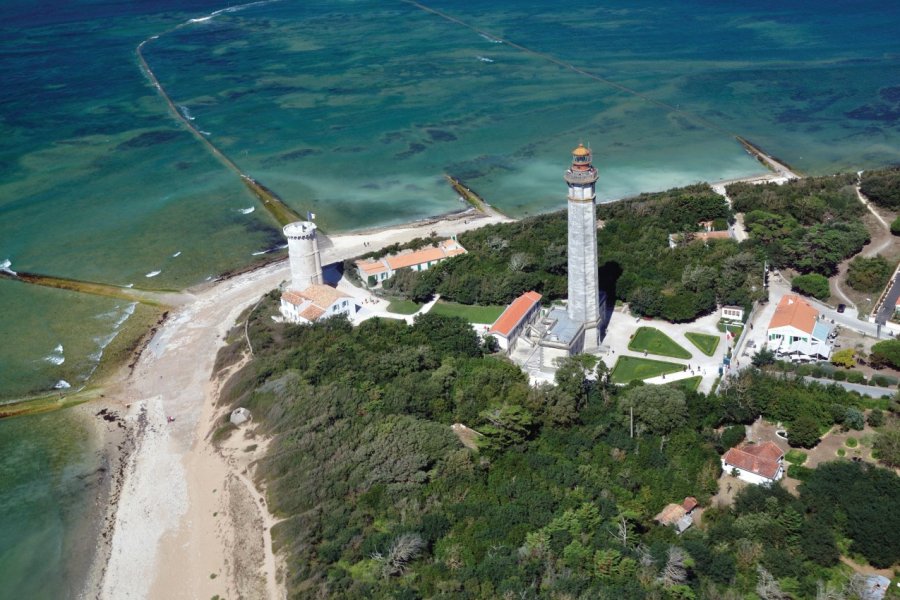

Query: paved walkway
601 307 728 393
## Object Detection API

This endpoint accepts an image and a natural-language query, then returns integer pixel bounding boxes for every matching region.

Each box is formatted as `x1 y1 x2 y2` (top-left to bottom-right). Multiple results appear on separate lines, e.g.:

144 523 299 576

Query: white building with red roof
280 283 354 325
767 294 833 362
354 238 466 287
722 441 784 485
488 291 543 351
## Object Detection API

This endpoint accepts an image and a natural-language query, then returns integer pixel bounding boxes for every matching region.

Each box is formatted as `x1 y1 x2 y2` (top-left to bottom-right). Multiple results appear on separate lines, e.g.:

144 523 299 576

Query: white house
487 291 542 351
767 294 833 362
721 305 744 322
722 441 784 485
280 284 354 324
355 238 466 287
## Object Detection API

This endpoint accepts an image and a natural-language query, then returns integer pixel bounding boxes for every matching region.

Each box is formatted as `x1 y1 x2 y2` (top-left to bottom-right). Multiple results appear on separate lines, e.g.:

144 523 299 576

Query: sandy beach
91 210 509 600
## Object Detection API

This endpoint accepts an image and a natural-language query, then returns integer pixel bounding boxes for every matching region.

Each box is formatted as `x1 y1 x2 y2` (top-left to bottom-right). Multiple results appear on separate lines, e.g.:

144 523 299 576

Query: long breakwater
136 4 303 228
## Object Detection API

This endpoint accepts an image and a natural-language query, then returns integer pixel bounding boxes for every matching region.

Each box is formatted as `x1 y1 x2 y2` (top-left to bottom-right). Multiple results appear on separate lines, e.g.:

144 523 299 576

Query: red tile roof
297 284 349 308
696 230 731 241
355 259 389 275
681 497 698 512
769 294 818 334
386 246 446 270
723 441 784 480
489 291 542 337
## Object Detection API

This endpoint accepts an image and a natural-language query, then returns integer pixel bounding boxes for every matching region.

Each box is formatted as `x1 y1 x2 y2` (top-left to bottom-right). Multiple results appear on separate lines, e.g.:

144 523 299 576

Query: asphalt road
802 376 895 399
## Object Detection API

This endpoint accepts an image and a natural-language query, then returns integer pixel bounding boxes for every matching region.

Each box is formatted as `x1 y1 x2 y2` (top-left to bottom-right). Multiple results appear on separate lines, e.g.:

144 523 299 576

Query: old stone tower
564 143 602 348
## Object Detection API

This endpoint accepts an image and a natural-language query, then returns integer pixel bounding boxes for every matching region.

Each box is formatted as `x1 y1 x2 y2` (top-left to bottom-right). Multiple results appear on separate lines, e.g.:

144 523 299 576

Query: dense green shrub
789 415 822 448
791 273 831 300
832 370 847 381
867 408 885 427
847 255 893 293
891 215 900 236
870 339 900 369
846 371 866 385
844 407 865 430
860 166 900 210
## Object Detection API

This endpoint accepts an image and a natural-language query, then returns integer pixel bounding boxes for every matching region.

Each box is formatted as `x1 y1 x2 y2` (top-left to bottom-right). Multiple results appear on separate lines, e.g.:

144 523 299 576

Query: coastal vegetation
215 304 900 597
383 184 764 324
846 255 894 293
860 165 900 210
790 273 831 300
729 175 869 276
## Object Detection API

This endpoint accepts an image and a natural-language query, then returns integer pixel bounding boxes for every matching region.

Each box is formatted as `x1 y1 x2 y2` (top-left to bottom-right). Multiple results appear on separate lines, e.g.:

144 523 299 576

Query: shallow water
0 409 101 600
0 1 899 593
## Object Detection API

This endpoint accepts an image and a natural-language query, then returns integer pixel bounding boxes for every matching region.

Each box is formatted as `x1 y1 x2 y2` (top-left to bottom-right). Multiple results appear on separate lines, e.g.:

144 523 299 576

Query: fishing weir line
136 1 303 227
400 0 741 142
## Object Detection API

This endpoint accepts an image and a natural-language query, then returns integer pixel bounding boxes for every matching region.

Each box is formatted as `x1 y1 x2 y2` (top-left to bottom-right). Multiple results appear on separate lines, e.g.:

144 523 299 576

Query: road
802 377 894 399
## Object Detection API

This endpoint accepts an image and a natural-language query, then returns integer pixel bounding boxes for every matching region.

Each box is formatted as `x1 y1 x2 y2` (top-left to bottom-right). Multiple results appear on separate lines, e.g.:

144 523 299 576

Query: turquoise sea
1 0 898 596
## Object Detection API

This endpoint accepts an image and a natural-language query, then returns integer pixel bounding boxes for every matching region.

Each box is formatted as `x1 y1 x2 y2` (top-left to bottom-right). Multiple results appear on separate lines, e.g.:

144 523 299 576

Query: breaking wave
145 270 161 278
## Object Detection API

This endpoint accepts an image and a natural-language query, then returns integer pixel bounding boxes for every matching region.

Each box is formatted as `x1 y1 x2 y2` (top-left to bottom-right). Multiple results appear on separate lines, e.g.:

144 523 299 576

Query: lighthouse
283 220 323 290
564 143 602 348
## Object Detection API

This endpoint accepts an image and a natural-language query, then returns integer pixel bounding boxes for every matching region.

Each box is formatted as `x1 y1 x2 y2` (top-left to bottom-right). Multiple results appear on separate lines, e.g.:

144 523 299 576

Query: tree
891 215 900 236
788 415 821 448
752 348 776 367
373 533 425 577
843 407 865 431
618 385 688 436
870 339 900 369
478 404 535 450
873 427 900 468
659 546 688 587
867 408 885 428
792 273 831 300
830 348 856 369
756 565 788 600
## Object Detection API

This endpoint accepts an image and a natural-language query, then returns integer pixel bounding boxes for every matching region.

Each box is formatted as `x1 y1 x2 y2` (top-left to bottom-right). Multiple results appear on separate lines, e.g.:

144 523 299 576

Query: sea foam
53 380 71 390
145 270 161 278
239 207 255 214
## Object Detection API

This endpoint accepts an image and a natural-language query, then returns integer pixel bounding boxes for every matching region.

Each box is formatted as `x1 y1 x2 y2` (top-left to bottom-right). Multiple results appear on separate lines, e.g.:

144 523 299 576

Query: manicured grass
717 320 744 338
386 299 421 315
610 356 685 385
845 437 858 448
430 301 505 324
685 332 720 356
670 376 702 392
785 449 808 465
628 327 692 359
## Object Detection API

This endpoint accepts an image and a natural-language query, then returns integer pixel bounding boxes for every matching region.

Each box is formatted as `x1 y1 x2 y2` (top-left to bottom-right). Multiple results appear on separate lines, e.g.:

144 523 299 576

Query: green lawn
386 299 421 315
669 376 702 392
430 301 505 324
685 332 721 356
610 356 685 385
627 327 692 359
717 320 744 338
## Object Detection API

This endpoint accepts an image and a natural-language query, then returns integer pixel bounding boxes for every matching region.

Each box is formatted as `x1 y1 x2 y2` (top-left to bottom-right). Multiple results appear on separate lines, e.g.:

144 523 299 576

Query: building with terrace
280 283 354 325
354 238 466 287
766 294 833 362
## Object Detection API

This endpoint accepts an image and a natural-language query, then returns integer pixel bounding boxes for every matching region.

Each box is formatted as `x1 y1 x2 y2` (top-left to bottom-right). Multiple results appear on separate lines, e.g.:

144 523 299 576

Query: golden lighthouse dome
572 143 591 157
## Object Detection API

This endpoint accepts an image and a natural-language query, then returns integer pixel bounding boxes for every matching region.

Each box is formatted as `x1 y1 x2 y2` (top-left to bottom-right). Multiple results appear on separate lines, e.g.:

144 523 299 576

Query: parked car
837 304 846 313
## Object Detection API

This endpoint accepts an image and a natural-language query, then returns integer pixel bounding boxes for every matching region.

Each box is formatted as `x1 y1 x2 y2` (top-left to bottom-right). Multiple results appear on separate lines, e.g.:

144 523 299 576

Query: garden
627 327 692 359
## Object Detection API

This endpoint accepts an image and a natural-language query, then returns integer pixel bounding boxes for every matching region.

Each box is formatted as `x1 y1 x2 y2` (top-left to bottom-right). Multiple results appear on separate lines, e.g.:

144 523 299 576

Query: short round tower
283 221 322 290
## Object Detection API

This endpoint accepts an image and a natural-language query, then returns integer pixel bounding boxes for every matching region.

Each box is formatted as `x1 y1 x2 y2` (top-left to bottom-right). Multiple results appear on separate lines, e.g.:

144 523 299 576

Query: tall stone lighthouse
284 220 323 289
564 143 602 348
